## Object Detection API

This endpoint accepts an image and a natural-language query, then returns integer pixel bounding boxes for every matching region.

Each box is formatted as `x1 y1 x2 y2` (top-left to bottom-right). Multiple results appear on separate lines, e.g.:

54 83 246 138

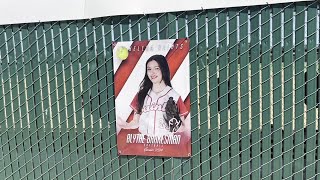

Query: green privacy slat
65 22 80 180
249 7 261 180
318 49 320 180
0 137 4 179
159 13 167 39
74 22 86 180
92 18 105 180
68 21 82 180
100 18 112 180
43 22 57 180
197 10 210 180
305 2 317 179
228 8 240 180
177 11 191 180
154 157 164 180
84 20 96 180
167 13 176 39
17 24 31 180
112 16 130 180
318 14 320 179
177 12 187 38
188 11 200 180
27 23 41 179
121 16 130 41
0 27 5 180
139 15 148 41
218 10 230 180
35 23 50 180
19 26 33 180
261 7 271 180
11 25 24 179
77 20 89 180
149 14 158 41
271 5 282 180
59 21 72 180
51 22 64 180
294 3 305 179
104 19 120 180
131 15 140 41
2 26 13 179
13 24 27 180
10 28 22 175
32 24 44 179
6 26 18 179
0 26 8 178
208 9 219 180
239 9 250 180
283 5 294 179
15 27 27 180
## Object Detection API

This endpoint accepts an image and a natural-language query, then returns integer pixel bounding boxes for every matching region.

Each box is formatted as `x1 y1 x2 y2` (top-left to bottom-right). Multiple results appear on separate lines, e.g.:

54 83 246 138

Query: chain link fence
0 1 319 179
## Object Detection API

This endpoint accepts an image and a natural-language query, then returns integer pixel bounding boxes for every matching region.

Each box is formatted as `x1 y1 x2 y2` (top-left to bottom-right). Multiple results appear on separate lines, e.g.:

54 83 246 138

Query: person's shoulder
166 87 180 99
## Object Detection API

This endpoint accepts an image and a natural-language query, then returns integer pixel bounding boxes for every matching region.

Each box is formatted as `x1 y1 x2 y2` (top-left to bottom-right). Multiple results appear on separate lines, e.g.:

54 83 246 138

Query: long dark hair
137 55 172 114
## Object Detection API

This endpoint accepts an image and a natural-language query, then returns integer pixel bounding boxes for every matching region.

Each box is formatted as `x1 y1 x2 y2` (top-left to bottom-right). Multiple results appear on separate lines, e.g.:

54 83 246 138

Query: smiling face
147 60 163 84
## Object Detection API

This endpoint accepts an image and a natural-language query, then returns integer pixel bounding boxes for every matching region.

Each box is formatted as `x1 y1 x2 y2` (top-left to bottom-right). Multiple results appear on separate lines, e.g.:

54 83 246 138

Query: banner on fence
113 38 191 157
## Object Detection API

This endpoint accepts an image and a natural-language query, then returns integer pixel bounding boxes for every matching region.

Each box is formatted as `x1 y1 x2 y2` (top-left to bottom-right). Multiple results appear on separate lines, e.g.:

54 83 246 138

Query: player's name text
126 134 181 145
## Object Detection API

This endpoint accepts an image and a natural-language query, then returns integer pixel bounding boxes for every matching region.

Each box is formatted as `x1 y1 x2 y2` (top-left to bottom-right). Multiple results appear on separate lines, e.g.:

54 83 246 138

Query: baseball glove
164 97 182 132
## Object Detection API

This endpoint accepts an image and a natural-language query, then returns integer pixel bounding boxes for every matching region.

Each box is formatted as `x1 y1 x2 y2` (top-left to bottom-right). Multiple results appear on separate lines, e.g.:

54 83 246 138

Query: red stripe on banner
184 94 190 113
127 111 134 123
114 40 150 97
166 38 190 79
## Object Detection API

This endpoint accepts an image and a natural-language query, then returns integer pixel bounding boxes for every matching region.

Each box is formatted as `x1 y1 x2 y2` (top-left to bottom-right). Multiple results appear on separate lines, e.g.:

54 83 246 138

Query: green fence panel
0 2 319 180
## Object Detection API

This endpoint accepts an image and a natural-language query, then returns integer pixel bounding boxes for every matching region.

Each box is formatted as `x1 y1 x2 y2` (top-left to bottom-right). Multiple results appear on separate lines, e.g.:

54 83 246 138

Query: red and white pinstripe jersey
130 86 188 135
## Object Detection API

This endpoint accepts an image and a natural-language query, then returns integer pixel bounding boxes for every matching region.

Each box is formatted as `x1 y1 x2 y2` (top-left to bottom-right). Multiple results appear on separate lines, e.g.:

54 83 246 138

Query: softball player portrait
117 54 188 136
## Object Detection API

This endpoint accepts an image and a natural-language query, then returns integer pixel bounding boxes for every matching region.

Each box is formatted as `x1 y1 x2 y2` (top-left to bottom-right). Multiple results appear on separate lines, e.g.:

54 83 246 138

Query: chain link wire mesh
0 1 319 179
